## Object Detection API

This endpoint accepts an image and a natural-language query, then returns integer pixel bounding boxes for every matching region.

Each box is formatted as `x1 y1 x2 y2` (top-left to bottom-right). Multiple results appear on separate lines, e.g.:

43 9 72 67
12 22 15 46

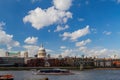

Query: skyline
0 0 120 58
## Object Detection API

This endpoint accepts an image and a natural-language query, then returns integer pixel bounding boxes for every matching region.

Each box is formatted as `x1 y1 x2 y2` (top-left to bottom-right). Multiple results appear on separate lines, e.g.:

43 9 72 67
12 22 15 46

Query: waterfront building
113 60 120 67
94 58 113 67
0 57 24 67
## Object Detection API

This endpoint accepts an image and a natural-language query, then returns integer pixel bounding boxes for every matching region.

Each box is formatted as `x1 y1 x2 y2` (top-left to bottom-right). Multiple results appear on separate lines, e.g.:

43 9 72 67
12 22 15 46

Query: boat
0 74 14 80
32 68 74 75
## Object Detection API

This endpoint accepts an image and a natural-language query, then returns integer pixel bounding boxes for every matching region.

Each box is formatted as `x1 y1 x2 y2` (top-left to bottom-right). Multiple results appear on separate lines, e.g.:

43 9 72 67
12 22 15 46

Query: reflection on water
0 70 120 80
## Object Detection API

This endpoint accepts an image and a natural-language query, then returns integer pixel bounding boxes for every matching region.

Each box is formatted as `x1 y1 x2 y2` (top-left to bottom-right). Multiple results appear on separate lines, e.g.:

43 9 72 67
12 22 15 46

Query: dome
38 44 46 58
39 47 45 51
38 44 45 51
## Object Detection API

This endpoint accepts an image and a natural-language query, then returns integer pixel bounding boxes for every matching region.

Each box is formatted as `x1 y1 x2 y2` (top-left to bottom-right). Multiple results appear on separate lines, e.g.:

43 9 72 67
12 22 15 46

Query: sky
0 0 120 58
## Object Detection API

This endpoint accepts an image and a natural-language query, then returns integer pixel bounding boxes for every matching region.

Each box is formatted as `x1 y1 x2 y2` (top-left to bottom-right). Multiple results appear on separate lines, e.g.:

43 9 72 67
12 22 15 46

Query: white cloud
76 39 91 47
53 0 72 11
117 0 120 3
60 46 66 49
61 49 75 57
59 46 120 58
54 25 69 32
0 30 20 50
23 7 72 30
0 22 5 30
78 18 85 22
0 49 6 57
78 46 120 58
79 47 107 56
0 22 20 50
60 48 83 58
24 36 38 44
23 45 39 57
46 49 54 53
91 28 97 34
48 30 51 32
53 42 120 58
103 31 112 35
61 25 90 41
31 0 41 3
23 0 72 30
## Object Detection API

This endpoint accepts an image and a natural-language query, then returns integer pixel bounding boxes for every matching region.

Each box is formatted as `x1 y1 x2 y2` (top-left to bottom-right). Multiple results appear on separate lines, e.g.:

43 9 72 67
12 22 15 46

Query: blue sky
0 0 120 58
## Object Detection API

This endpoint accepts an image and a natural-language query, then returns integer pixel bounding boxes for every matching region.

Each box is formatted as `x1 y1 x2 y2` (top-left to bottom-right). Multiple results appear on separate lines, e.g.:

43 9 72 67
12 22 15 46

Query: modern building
5 51 28 58
0 57 24 67
5 51 21 57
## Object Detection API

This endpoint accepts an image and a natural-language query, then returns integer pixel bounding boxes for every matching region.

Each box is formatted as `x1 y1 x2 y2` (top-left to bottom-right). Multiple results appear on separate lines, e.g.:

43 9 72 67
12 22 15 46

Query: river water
0 69 120 80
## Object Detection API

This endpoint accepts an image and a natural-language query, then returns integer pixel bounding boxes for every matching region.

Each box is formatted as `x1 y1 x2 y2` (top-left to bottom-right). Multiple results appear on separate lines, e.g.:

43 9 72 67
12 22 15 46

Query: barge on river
32 68 74 75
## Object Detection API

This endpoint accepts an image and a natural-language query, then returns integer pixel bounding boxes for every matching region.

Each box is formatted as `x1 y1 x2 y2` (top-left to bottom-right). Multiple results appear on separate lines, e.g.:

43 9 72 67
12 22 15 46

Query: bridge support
80 64 84 71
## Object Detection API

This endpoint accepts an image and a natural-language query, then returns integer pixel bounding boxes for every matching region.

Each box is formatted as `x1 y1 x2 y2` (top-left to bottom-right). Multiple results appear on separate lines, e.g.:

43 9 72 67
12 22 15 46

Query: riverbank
0 66 95 70
94 68 120 70
1 67 120 71
0 67 80 70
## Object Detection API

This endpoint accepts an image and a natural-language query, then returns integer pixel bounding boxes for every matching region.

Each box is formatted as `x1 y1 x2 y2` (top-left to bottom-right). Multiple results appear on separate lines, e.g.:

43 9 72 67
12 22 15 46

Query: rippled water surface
0 69 120 80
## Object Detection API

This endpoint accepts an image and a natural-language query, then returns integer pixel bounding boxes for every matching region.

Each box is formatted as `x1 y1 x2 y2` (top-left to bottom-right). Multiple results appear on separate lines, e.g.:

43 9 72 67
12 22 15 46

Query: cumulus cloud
48 30 51 32
76 39 91 47
59 46 120 58
0 22 20 50
61 49 72 57
78 47 120 58
61 25 90 41
103 31 112 35
60 48 86 58
0 30 20 50
23 0 72 30
53 0 72 11
24 36 38 44
117 0 120 3
54 25 69 32
23 45 39 57
46 49 54 53
31 0 41 3
91 28 97 34
0 49 6 57
78 18 85 22
0 22 5 30
60 46 66 49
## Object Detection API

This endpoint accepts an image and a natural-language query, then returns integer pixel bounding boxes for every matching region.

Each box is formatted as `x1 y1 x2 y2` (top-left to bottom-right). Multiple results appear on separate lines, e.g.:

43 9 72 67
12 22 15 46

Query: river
0 69 120 80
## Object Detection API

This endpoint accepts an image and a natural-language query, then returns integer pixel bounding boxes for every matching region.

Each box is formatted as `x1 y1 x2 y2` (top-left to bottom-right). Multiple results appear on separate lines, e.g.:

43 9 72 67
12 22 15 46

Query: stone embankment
40 78 48 80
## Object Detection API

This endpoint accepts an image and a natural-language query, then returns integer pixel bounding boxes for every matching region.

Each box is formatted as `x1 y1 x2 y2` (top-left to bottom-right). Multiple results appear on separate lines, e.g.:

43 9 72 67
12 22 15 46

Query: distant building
23 51 28 58
5 51 21 57
37 44 46 58
47 54 51 59
5 51 28 58
94 59 113 67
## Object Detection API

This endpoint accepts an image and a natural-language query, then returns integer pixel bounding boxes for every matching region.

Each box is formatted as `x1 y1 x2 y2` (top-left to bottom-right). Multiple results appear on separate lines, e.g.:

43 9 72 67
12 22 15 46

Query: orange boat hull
0 74 14 80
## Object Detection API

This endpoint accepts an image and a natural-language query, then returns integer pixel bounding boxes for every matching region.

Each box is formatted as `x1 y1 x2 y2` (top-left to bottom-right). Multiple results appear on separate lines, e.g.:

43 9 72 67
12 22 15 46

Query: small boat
0 74 14 80
32 68 74 75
